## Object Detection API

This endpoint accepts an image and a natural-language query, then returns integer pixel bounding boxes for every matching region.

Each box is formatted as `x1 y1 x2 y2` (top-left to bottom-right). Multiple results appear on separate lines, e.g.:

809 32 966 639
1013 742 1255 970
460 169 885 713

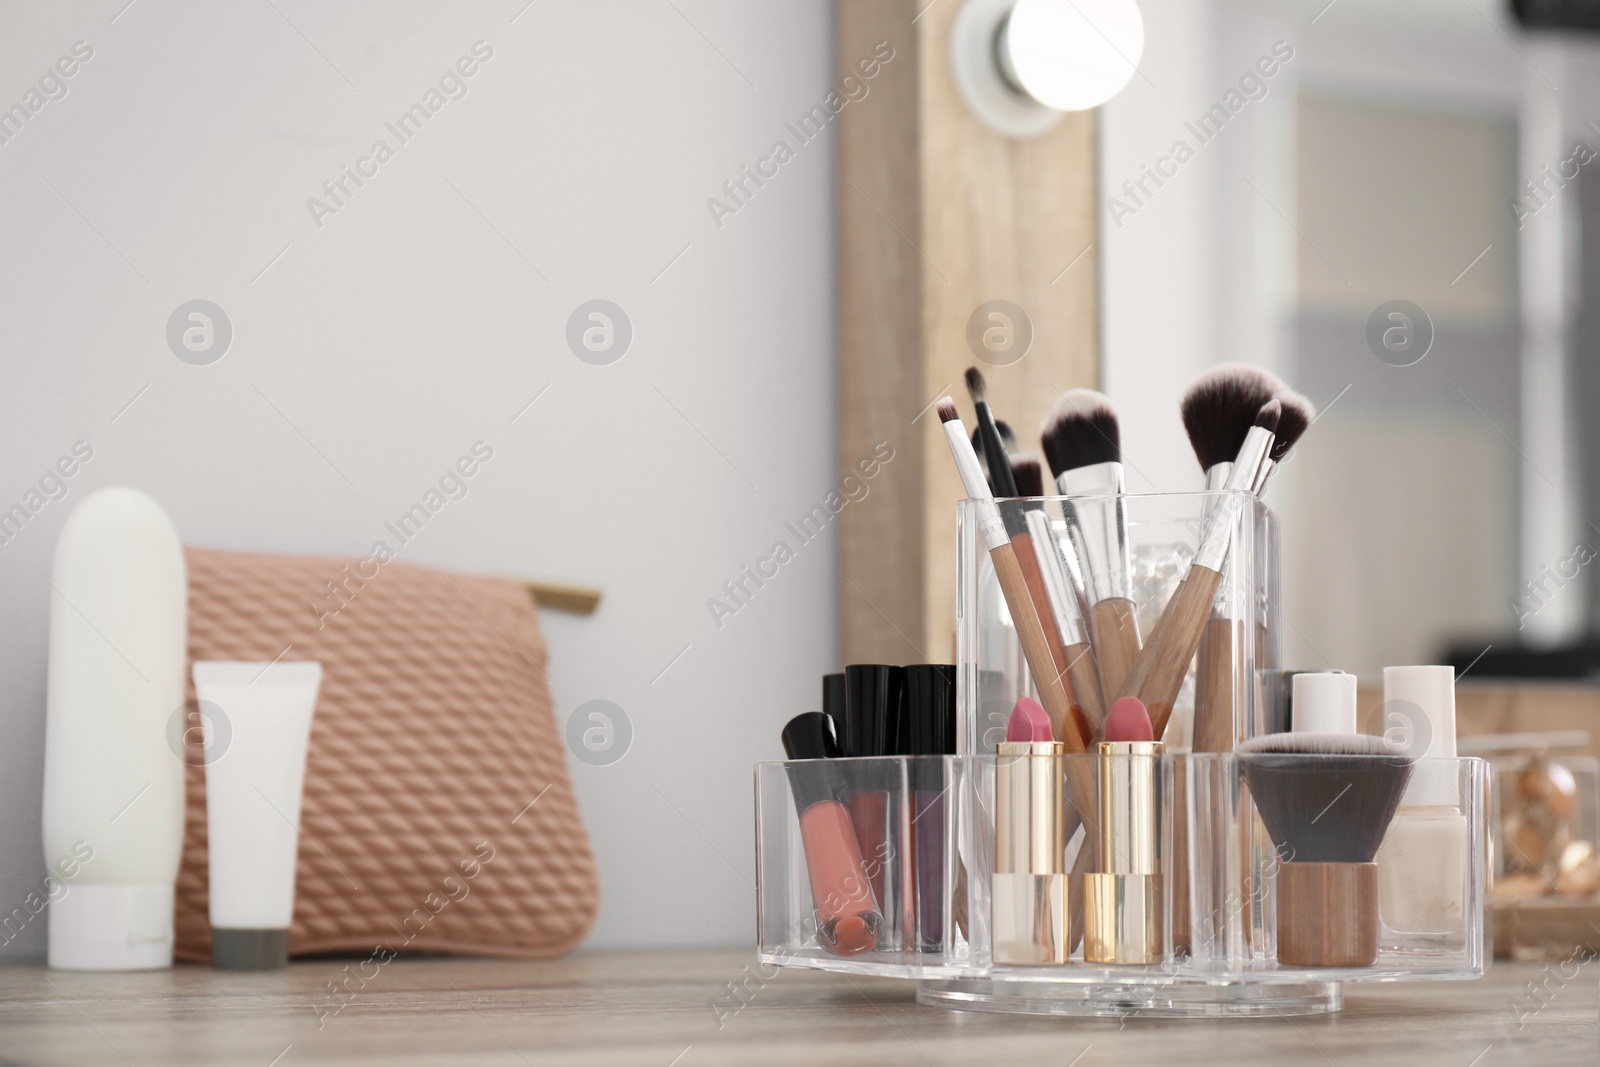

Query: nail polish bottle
1374 665 1471 955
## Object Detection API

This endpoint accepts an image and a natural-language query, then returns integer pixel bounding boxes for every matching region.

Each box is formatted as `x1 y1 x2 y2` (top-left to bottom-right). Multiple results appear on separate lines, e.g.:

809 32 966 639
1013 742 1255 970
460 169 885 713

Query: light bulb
997 0 1143 112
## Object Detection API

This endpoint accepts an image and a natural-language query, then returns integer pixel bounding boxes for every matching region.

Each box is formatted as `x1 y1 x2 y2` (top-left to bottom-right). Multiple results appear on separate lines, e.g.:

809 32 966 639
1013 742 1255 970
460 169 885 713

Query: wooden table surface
0 950 1593 1066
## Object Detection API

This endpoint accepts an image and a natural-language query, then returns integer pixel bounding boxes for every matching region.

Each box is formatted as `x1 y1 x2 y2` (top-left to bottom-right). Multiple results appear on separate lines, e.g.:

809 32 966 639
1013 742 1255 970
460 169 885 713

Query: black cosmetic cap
822 673 847 749
781 712 841 812
782 711 840 760
844 664 905 757
906 664 957 756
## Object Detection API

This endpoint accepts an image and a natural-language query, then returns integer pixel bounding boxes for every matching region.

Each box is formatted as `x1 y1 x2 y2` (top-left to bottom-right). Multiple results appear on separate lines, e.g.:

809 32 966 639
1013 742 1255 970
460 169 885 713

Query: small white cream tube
194 660 322 970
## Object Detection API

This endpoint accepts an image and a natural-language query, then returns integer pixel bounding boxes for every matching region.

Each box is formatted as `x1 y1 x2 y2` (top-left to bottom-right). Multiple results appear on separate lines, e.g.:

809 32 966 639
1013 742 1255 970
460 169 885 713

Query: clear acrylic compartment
756 756 965 977
756 493 1489 1015
755 752 1488 1014
959 492 1281 755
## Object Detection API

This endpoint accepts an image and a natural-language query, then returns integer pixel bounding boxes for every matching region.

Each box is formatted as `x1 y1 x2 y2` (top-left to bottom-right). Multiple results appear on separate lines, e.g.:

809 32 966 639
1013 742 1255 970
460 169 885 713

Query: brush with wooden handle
1117 400 1280 740
1189 385 1315 751
1251 389 1314 497
1041 390 1141 702
1176 367 1281 751
1003 452 1082 726
1015 454 1102 746
967 368 1096 746
937 399 1100 831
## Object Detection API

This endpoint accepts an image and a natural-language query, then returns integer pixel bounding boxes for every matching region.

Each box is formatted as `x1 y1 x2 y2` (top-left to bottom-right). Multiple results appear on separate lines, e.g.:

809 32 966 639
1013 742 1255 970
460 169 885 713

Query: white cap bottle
1374 665 1470 954
1291 671 1357 734
43 488 186 969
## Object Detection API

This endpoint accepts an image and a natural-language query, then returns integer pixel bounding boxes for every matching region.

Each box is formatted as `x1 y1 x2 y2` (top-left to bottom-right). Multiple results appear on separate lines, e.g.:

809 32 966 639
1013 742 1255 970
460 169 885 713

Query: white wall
1100 0 1222 496
0 0 839 955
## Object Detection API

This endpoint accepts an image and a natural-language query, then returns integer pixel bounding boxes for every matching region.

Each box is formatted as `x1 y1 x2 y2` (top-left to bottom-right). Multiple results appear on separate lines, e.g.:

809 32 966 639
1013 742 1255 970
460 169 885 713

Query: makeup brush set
756 364 1489 1017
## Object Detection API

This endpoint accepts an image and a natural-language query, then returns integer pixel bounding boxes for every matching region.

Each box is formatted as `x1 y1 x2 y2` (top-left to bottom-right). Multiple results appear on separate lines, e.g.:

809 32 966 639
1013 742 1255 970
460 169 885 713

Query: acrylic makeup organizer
754 493 1489 1017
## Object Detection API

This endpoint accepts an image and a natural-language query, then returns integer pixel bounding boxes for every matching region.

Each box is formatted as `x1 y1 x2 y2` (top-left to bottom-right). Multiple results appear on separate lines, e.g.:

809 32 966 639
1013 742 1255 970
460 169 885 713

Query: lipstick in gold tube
1084 738 1166 965
993 698 1068 965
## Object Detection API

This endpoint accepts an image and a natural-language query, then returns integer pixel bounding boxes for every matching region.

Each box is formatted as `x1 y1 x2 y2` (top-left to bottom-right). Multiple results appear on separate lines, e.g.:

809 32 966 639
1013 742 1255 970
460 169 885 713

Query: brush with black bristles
1180 364 1283 490
972 420 1018 494
963 371 1084 734
990 442 1084 737
936 398 1084 755
1041 389 1140 701
1016 451 1104 743
1251 390 1315 495
936 397 1102 846
1238 732 1413 966
1191 381 1312 751
964 368 1018 497
1116 400 1280 738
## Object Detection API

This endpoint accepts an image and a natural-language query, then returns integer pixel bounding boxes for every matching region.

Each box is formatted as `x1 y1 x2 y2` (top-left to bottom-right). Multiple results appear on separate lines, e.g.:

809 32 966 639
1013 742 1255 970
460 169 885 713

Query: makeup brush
965 368 1017 497
965 387 1081 736
1180 365 1283 490
1192 386 1313 752
1116 400 1280 739
1041 389 1141 700
938 399 1077 747
938 398 1100 838
1239 733 1413 966
973 420 1017 494
1010 451 1043 499
1018 455 1104 744
1015 451 1099 739
1252 391 1315 495
990 449 1079 714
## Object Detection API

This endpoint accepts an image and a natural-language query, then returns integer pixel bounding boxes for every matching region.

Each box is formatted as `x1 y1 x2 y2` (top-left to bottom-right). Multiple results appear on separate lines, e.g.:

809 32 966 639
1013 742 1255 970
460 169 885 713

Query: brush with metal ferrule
1181 364 1282 491
1116 400 1280 739
965 368 1017 498
1176 369 1286 752
1023 508 1104 745
1041 389 1140 700
1251 391 1315 496
1014 453 1098 745
964 372 1074 697
937 399 1079 750
938 399 1101 859
1004 452 1079 716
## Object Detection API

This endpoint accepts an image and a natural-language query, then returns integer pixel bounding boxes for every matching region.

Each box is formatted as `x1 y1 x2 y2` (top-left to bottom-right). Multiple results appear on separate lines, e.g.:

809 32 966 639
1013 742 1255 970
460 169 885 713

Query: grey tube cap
212 928 290 971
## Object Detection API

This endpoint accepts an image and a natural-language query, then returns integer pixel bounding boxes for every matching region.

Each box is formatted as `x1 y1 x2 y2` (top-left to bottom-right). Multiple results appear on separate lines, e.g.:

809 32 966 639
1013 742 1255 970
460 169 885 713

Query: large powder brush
1239 733 1414 966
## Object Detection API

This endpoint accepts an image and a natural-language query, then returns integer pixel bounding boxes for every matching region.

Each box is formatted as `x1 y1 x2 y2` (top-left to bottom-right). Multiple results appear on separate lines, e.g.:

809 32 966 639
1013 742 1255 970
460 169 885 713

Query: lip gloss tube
782 713 882 956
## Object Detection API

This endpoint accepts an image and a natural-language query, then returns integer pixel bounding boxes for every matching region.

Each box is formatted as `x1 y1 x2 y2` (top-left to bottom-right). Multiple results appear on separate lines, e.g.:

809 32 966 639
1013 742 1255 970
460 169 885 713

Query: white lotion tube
44 487 187 970
194 660 322 970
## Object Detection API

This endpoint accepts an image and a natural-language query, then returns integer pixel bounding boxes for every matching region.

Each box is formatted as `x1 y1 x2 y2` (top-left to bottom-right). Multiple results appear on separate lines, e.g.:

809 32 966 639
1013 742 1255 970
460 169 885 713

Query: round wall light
951 0 1144 139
